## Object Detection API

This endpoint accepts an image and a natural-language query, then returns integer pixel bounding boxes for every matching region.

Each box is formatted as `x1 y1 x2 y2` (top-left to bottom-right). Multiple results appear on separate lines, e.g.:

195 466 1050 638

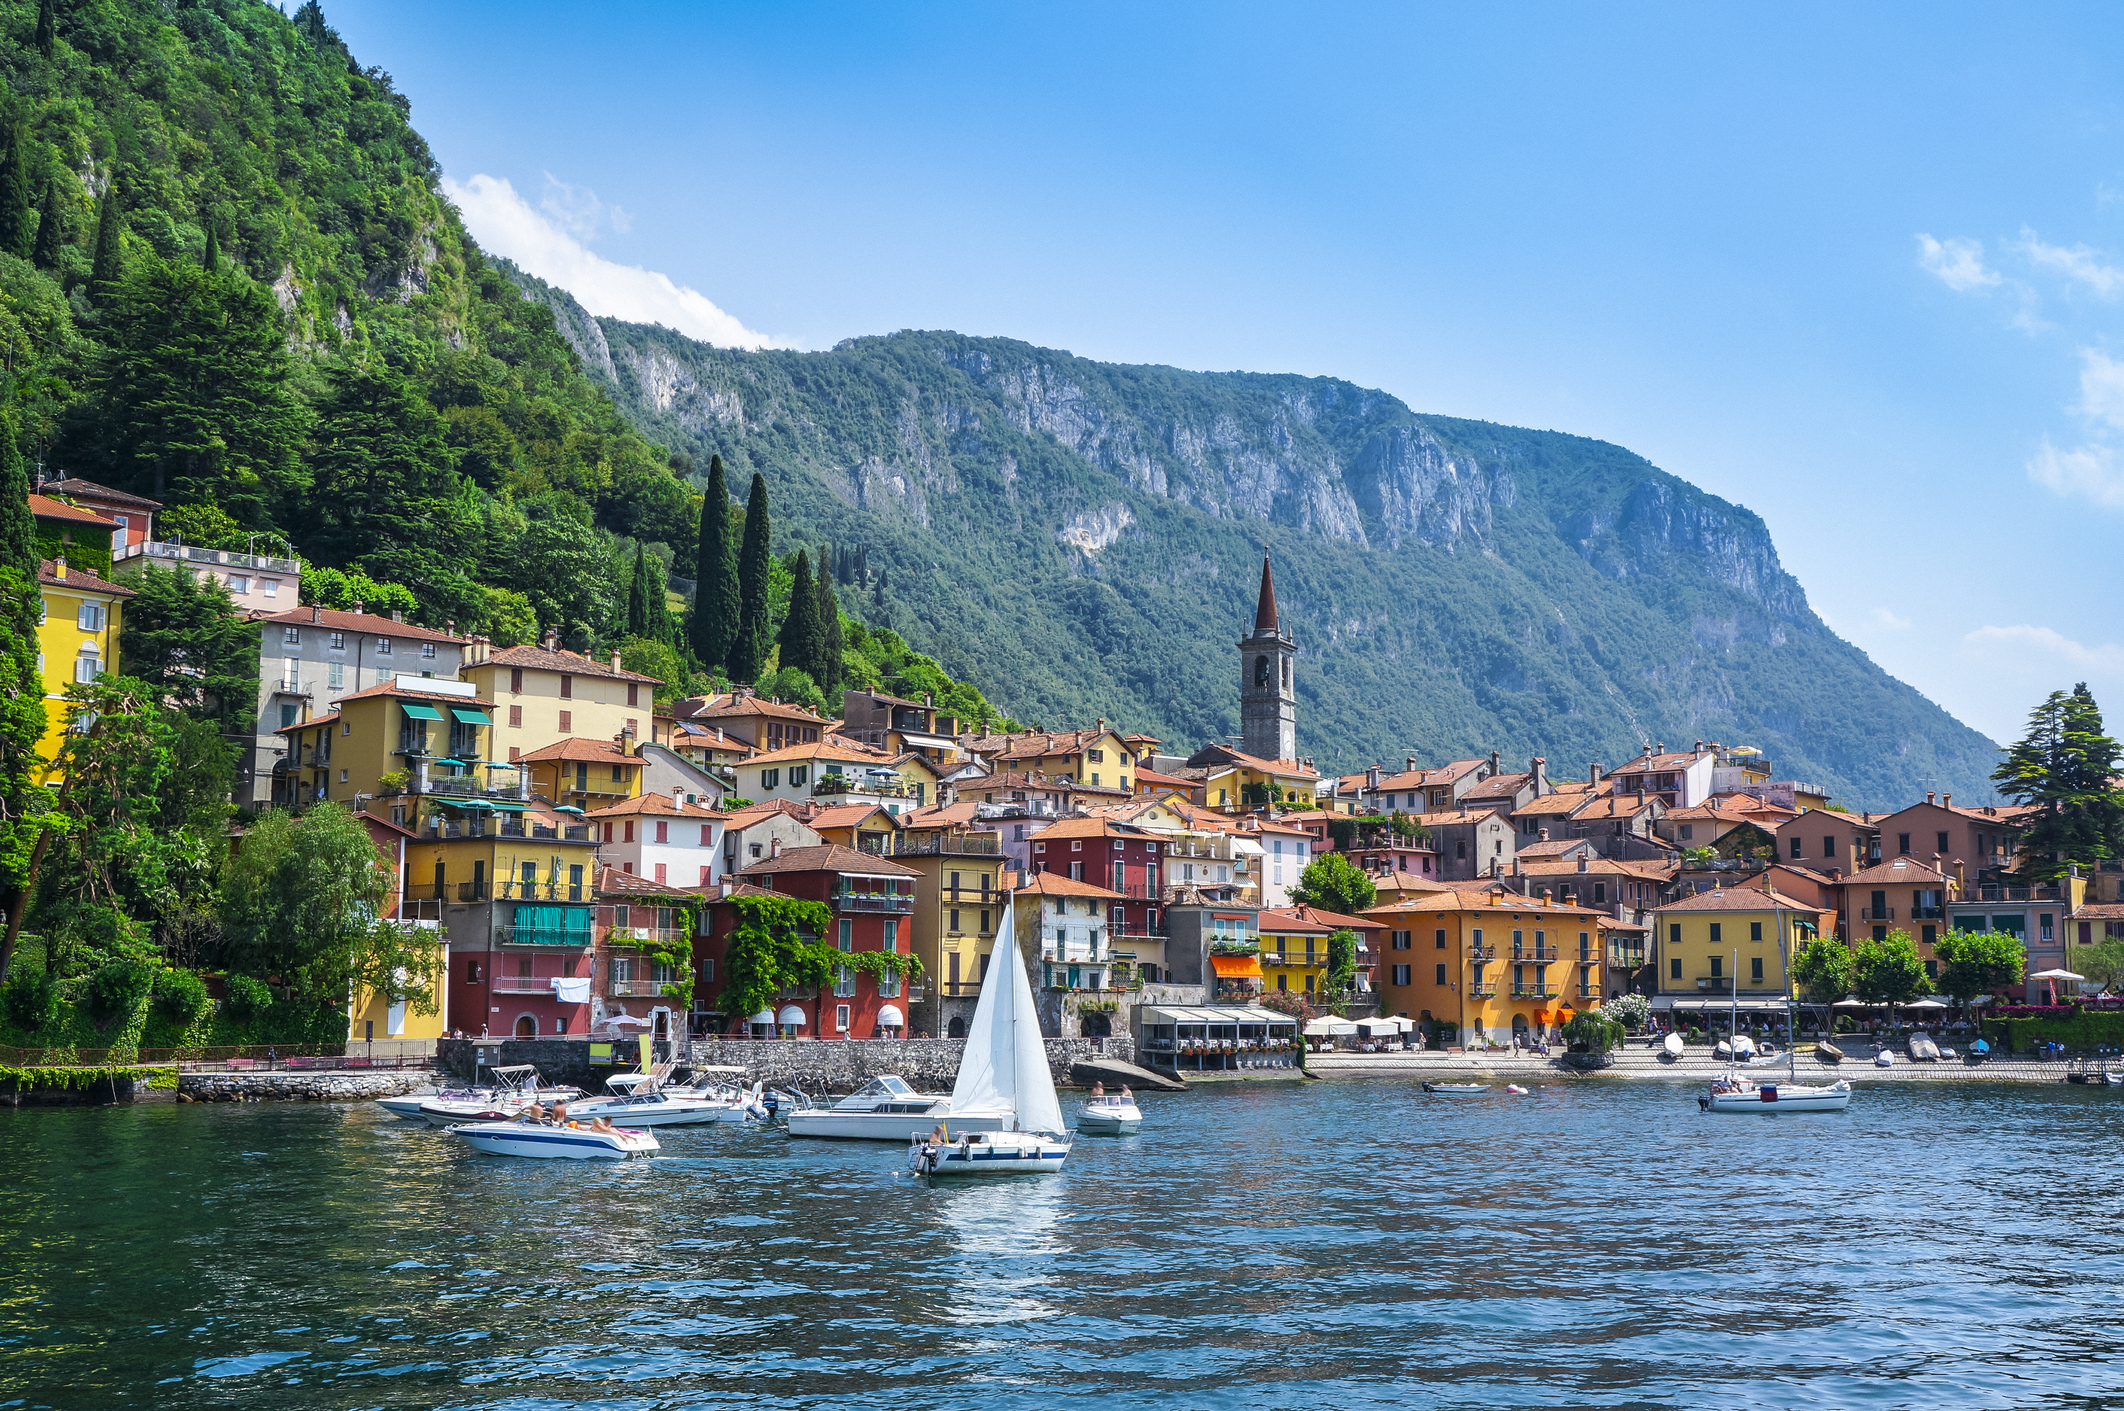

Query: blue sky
331 1 2124 744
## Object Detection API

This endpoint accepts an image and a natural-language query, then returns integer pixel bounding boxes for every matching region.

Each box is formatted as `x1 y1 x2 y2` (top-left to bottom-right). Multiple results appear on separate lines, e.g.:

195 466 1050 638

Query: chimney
51 557 64 580
610 648 623 671
1694 739 1703 752
542 627 560 652
1512 855 1524 878
1097 717 1106 732
1943 794 1952 810
1366 764 1381 790
1590 763 1602 785
1488 750 1500 774
353 603 364 615
1953 858 1965 891
1538 827 1551 842
769 837 782 859
1927 791 1936 806
445 618 456 637
1530 757 1548 794
310 604 322 624
1577 856 1589 873
720 880 733 899
1406 756 1418 773
391 608 405 623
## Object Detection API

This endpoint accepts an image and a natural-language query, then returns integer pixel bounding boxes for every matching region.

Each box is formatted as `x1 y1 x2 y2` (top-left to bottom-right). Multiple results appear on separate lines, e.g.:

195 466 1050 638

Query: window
1710 956 1723 977
510 668 524 694
559 674 573 699
558 710 571 732
261 578 279 597
1898 833 1911 855
1434 962 1447 984
1391 964 1411 986
1709 923 1722 944
701 866 713 886
1790 837 1803 859
1823 836 1835 858
655 820 669 844
75 600 108 632
760 768 780 789
375 637 391 655
612 763 625 782
654 863 667 884
1750 921 1763 941
1680 824 1694 841
1750 957 1764 982
791 766 809 787
1593 882 1607 904
627 683 639 708
1936 830 1950 854
623 822 634 843
835 1004 851 1032
342 720 351 736
421 642 437 659
279 703 298 728
1670 957 1683 980
72 649 100 684
324 630 344 652
327 661 344 690
227 574 248 595
283 626 301 645
508 704 522 728
700 824 713 845
626 718 637 736
1669 924 1681 945
1456 840 1466 859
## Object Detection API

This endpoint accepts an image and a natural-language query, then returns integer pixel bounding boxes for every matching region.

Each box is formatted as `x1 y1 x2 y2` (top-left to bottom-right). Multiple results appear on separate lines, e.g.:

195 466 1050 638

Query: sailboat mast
1730 945 1739 1062
1774 894 1795 1083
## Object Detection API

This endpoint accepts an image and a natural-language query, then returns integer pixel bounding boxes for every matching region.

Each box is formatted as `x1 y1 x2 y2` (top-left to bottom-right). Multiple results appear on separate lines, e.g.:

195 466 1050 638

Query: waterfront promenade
1307 1045 2098 1084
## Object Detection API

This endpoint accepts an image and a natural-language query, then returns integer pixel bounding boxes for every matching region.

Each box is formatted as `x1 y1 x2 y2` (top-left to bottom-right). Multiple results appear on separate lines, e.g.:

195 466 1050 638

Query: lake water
3 1076 2123 1409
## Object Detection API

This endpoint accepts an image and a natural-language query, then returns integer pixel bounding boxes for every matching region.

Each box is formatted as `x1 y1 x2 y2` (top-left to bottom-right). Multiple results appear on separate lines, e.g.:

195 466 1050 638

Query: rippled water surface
5 1077 2124 1409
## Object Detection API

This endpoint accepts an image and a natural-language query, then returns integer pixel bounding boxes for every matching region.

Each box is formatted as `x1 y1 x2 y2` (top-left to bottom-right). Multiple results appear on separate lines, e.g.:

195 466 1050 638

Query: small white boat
1908 1033 1941 1062
414 1066 580 1126
1422 1082 1489 1094
1075 1093 1143 1134
1699 1076 1853 1113
2108 1067 2124 1087
1663 1033 1685 1059
665 1072 771 1123
1874 1050 1896 1068
907 896 1072 1178
448 1118 659 1159
564 1073 752 1129
791 1075 999 1141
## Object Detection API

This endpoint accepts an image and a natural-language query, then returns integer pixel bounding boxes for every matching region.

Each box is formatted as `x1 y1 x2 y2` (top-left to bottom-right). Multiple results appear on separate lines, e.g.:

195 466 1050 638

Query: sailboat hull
1699 1080 1853 1113
909 1131 1071 1176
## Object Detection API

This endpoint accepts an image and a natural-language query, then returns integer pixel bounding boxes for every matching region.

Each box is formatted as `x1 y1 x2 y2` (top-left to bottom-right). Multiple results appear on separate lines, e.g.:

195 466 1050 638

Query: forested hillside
538 304 2001 809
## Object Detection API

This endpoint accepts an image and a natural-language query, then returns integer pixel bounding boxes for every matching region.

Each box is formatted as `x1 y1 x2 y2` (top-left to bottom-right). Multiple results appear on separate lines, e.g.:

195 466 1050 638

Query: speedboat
448 1118 659 1160
790 1075 999 1141
414 1065 580 1126
1076 1093 1143 1134
666 1069 770 1123
2107 1066 2124 1087
1422 1082 1489 1094
905 895 1072 1177
1908 1032 1941 1062
1699 1075 1853 1113
563 1072 754 1128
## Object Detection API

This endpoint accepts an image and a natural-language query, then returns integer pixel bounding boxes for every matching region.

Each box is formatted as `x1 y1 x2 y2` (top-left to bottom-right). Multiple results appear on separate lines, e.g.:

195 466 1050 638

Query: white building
1014 871 1126 992
1244 819 1314 909
582 790 727 890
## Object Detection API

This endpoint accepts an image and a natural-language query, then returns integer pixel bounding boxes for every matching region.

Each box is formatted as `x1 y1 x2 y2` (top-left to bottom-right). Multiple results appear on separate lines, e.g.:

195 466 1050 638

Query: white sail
946 898 1066 1135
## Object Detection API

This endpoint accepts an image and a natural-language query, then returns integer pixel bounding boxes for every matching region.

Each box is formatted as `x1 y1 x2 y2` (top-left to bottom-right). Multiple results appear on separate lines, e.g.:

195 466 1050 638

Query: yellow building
1369 886 1607 1046
889 813 1007 1030
461 637 664 764
398 796 601 912
518 736 644 812
32 558 131 766
1189 745 1319 811
345 811 453 1047
273 677 498 814
1257 904 1385 999
1648 887 1828 1024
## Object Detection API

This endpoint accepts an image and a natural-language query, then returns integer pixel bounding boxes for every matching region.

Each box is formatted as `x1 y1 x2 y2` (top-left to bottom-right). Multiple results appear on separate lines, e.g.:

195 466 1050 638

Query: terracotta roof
1666 796 1797 822
28 493 116 527
720 798 811 823
1259 904 1385 933
1940 802 2036 824
582 792 722 820
1133 767 1197 790
1460 771 1532 801
38 478 162 511
1401 807 1509 827
595 865 700 899
1014 870 1125 900
1122 733 1162 744
37 559 133 597
1776 810 1880 832
1611 749 1714 772
676 693 831 724
744 739 895 768
2069 902 2124 919
1568 794 1663 822
1336 759 1488 792
1512 783 1604 818
1513 839 1596 859
326 679 495 708
275 709 342 735
1365 888 1607 918
736 843 918 878
519 738 640 765
963 769 1131 798
805 803 898 831
258 606 466 645
1506 859 1678 880
1837 858 1951 886
1200 747 1317 777
1034 817 1158 841
1651 887 1822 913
959 726 1121 758
485 642 661 684
898 800 983 829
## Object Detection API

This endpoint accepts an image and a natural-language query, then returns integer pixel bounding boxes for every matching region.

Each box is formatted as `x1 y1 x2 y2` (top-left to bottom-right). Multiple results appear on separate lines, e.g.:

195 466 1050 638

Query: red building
1028 817 1168 976
725 844 920 1037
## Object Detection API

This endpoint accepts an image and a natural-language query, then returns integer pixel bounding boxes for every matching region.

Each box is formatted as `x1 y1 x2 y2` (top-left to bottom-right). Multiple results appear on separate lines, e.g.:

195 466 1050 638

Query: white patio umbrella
2029 968 2085 980
1903 997 1950 1009
1831 995 1871 1008
1303 1017 1358 1036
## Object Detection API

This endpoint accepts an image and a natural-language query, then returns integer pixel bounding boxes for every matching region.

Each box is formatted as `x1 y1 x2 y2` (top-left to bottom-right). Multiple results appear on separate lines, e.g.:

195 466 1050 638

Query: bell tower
1238 553 1297 762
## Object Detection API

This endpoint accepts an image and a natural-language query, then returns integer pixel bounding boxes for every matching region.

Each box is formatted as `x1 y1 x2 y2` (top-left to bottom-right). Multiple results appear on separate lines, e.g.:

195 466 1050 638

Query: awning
776 1005 808 1027
451 799 495 810
554 805 585 815
750 1009 775 1025
484 760 522 769
452 707 494 725
1655 995 1791 1012
898 732 959 751
399 703 444 721
1210 955 1263 979
876 1004 905 1027
1355 1018 1401 1034
1140 1005 1295 1027
1304 1017 1358 1035
435 758 468 768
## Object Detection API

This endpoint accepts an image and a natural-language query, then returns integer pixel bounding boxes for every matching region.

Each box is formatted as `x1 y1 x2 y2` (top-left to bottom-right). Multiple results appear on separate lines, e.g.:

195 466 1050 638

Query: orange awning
1210 955 1263 979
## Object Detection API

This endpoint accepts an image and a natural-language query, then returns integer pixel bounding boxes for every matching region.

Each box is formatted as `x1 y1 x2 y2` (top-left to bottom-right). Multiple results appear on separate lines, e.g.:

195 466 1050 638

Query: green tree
35 0 55 57
2070 935 2124 991
625 540 652 638
480 586 537 648
0 120 34 260
29 175 63 269
717 893 836 1024
1937 928 2028 1002
0 569 48 983
201 224 220 272
87 180 122 305
777 550 819 683
301 362 461 566
689 454 738 668
56 258 308 522
1288 852 1378 917
0 419 37 608
1991 685 2124 881
616 636 687 703
1852 930 1930 1012
1791 937 1856 1004
813 560 843 693
219 802 444 1012
729 471 772 680
115 560 259 734
1324 928 1357 995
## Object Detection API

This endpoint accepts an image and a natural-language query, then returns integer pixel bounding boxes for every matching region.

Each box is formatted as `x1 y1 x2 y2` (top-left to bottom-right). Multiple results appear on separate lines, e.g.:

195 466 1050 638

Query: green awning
399 703 444 721
484 761 522 770
487 801 530 812
451 707 493 725
452 799 495 810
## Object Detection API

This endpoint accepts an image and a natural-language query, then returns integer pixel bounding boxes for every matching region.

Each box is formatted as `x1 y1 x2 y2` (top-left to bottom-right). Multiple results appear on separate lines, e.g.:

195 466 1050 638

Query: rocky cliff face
508 279 1997 805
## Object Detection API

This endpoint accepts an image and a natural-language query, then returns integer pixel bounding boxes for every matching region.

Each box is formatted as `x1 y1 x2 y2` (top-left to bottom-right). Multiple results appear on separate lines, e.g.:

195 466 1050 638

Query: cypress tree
30 174 62 268
728 471 772 680
777 551 817 683
689 453 737 666
87 180 123 306
0 419 38 601
626 541 651 638
202 224 220 271
35 0 54 57
0 121 35 260
813 558 843 693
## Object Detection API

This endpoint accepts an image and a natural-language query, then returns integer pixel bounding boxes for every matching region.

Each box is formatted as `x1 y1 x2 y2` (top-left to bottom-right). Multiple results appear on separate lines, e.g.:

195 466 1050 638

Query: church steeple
1238 551 1297 763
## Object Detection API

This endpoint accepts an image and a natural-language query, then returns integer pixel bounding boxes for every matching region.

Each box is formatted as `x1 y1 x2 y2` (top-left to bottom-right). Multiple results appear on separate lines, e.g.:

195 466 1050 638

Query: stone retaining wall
178 1070 441 1103
437 1035 1133 1093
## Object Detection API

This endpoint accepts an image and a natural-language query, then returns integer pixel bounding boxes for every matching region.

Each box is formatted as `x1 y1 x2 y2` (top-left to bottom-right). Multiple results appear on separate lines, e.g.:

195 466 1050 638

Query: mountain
506 272 2001 808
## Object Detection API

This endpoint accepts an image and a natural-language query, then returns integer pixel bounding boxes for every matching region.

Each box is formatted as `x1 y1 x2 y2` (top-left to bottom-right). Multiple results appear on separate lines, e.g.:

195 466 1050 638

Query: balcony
274 678 313 699
1979 885 2060 902
1606 951 1645 968
1512 985 1560 999
890 832 998 857
498 926 591 946
608 979 664 998
831 890 915 913
126 539 301 574
1696 977 1733 992
1467 983 1498 997
1511 946 1557 962
457 881 489 902
1860 907 1895 921
1469 944 1497 960
498 881 588 901
607 926 684 946
813 772 912 799
1910 906 1944 920
491 975 558 994
425 776 523 801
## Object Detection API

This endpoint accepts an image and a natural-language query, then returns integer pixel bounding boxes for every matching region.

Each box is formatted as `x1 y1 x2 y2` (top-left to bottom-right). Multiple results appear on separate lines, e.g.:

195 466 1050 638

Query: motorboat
666 1068 771 1123
382 1065 578 1122
448 1117 659 1160
417 1066 580 1127
1816 1041 1844 1063
1699 1075 1854 1113
1908 1032 1942 1062
563 1071 760 1128
790 1075 999 1141
1422 1082 1489 1094
1075 1093 1143 1134
1874 1050 1896 1068
1662 1033 1685 1059
908 897 1072 1177
2107 1066 2124 1087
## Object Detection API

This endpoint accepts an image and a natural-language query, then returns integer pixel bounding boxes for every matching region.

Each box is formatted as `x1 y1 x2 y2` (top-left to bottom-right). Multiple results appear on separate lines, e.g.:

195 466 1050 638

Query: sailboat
1698 916 1853 1114
909 897 1073 1176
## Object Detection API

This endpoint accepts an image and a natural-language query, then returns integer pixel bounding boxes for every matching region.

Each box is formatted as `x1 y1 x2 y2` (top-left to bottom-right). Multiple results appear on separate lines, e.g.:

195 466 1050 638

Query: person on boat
591 1116 615 1133
1090 1081 1105 1099
521 1103 547 1124
1119 1085 1133 1103
929 1123 948 1144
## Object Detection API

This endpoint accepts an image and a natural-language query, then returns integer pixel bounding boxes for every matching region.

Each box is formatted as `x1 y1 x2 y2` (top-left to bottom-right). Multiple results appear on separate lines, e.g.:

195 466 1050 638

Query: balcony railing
1512 985 1560 999
607 926 684 945
831 891 915 913
1910 906 1944 920
1696 977 1733 992
1607 951 1646 968
1467 983 1498 997
1468 944 1497 960
491 975 557 994
457 881 489 902
425 776 524 801
607 979 664 997
1860 907 1895 921
890 833 998 856
497 926 591 947
813 773 911 798
498 881 588 901
1978 885 2058 902
1512 946 1557 962
126 539 302 573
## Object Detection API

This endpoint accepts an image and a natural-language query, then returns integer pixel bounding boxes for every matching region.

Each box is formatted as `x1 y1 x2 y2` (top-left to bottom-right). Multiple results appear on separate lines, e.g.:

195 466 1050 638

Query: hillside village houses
19 471 2094 1058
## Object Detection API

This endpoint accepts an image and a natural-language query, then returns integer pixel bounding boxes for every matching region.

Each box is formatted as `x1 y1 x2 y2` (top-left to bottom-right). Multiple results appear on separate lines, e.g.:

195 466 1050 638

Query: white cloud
2027 437 2124 508
538 172 612 240
1963 624 2124 675
1916 234 2000 292
2019 228 2124 297
444 173 783 349
2078 349 2124 429
1869 607 1912 630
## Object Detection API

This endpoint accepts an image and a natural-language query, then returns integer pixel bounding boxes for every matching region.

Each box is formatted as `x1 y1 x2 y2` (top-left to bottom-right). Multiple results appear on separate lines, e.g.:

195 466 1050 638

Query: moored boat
448 1118 658 1159
1422 1082 1489 1094
1076 1093 1143 1134
1699 1076 1853 1113
789 1076 995 1141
